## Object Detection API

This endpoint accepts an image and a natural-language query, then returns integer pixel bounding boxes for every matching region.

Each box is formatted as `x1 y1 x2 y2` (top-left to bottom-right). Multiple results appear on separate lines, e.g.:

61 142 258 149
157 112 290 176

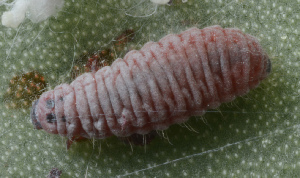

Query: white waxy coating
1 0 64 28
150 0 170 5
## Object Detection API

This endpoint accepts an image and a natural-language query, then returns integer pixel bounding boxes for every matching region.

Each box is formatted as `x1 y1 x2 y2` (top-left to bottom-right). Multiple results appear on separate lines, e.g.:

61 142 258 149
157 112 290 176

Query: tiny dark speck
266 58 271 73
47 167 62 178
61 116 66 122
46 113 56 123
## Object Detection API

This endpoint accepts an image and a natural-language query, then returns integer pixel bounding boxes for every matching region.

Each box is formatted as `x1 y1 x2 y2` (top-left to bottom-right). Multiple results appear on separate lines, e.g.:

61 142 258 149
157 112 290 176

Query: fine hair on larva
31 25 271 146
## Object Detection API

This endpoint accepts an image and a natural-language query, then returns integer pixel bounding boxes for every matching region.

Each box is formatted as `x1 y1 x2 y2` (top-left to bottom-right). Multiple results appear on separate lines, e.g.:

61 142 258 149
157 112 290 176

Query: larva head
30 90 58 134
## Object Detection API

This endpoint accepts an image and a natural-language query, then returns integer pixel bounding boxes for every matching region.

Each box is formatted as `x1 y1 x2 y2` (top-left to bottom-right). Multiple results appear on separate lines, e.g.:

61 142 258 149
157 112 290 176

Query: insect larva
31 25 271 145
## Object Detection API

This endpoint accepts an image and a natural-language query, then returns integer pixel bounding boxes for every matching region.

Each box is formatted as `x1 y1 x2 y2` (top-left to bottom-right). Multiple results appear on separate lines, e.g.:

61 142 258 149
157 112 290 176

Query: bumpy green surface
0 0 299 177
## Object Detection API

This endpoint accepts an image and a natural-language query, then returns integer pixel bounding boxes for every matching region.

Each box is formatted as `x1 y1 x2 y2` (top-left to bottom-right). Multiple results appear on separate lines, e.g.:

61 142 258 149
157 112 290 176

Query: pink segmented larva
31 25 271 141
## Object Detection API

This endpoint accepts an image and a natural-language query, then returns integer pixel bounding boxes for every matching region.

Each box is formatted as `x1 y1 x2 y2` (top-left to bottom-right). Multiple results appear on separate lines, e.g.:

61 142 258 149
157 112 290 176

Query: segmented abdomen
32 25 270 139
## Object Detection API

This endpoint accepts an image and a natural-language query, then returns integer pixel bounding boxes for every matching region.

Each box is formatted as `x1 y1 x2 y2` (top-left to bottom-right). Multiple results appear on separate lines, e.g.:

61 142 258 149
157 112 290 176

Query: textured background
0 0 299 177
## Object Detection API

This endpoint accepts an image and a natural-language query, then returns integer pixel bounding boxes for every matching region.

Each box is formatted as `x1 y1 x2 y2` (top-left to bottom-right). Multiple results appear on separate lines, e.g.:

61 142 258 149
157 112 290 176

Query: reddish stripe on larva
31 25 271 140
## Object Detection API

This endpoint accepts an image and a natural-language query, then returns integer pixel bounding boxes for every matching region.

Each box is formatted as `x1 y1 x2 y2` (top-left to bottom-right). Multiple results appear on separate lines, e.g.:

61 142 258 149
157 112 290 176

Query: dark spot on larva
266 58 272 73
59 97 63 101
46 113 56 123
46 99 55 109
61 116 66 122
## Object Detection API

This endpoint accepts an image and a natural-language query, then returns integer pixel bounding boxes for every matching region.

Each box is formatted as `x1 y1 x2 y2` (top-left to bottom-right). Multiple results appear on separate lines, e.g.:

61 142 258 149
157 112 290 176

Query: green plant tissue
0 0 299 177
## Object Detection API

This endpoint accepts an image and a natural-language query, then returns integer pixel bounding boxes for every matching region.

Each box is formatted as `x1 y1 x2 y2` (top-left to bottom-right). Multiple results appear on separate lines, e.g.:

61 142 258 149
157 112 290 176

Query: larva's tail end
31 99 43 130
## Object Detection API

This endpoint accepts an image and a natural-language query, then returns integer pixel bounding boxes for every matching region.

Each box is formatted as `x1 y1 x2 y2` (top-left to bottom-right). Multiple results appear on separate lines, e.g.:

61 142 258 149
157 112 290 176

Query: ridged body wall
31 25 271 139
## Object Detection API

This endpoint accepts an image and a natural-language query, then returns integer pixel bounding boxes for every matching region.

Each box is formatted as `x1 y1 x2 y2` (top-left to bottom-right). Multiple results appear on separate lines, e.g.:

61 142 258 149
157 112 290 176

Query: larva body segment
31 25 271 140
